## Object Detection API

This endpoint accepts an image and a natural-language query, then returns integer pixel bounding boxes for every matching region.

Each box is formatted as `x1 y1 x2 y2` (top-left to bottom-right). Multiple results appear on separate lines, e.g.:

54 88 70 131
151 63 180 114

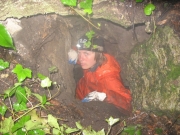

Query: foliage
0 23 15 49
136 0 143 2
12 64 32 82
84 30 98 49
144 3 156 16
60 0 93 15
0 59 9 71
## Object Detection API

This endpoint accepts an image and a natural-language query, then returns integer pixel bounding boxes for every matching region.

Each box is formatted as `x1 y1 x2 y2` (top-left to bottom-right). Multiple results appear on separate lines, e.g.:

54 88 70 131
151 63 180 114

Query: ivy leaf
28 129 45 135
83 9 92 15
122 125 142 135
144 3 155 15
60 0 77 6
28 109 48 127
75 121 83 129
15 86 27 104
12 64 32 82
0 105 8 116
12 115 30 133
37 73 47 80
48 114 60 130
86 30 95 40
0 116 14 134
79 0 93 14
13 102 27 112
0 59 9 71
0 23 15 49
41 77 52 88
4 83 22 99
80 0 92 9
48 66 58 74
24 120 45 131
65 127 79 134
106 116 120 126
97 129 105 135
136 0 143 2
52 128 61 135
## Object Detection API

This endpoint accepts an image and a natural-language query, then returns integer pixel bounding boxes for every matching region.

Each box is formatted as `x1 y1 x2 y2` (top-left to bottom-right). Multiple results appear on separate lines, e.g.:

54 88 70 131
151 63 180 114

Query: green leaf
4 83 22 98
13 102 27 112
28 109 48 126
48 66 58 74
41 77 52 88
65 127 79 134
75 121 83 129
42 95 47 105
155 128 163 134
105 116 120 126
28 129 45 135
12 115 30 133
0 23 14 49
83 9 93 15
144 3 155 15
86 30 95 40
24 120 45 131
0 105 7 116
60 0 77 6
122 125 142 135
82 127 96 135
32 93 47 104
79 0 93 14
0 59 9 71
48 114 60 130
0 116 14 134
97 129 105 135
12 64 32 82
136 0 143 2
37 73 47 80
52 128 62 135
15 86 27 103
25 86 31 97
80 0 92 9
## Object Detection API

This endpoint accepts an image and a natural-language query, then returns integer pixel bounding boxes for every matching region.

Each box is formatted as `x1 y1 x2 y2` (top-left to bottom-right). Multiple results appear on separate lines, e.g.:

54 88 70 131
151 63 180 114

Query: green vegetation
0 23 15 49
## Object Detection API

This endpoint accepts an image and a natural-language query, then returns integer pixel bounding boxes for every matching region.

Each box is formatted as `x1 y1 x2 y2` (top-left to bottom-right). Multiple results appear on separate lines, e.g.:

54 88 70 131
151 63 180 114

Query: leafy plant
0 23 15 49
12 64 32 82
144 3 156 16
84 30 99 50
60 0 99 29
136 0 143 2
0 59 9 71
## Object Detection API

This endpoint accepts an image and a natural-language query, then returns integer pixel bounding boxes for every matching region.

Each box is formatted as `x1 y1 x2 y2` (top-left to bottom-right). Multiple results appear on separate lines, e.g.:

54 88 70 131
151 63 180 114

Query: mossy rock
127 26 180 116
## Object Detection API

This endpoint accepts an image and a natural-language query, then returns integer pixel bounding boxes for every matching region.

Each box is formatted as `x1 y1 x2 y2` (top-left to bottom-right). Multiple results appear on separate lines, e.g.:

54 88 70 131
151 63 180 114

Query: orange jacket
75 54 132 115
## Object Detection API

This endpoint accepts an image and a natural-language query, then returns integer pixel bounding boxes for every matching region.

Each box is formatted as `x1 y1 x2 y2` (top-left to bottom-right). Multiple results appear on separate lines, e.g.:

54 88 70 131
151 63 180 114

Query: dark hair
95 52 107 66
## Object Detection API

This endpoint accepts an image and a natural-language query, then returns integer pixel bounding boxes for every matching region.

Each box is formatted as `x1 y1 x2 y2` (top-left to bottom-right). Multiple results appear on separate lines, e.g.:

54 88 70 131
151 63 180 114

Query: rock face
127 26 180 115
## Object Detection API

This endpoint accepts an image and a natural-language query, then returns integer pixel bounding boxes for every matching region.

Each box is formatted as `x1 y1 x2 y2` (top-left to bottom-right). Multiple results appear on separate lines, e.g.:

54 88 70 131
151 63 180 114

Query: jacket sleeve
100 73 132 115
75 77 90 100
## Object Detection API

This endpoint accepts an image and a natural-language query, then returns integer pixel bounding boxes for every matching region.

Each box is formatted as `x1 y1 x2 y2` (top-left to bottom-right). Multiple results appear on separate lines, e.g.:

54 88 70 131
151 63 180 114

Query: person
68 34 132 115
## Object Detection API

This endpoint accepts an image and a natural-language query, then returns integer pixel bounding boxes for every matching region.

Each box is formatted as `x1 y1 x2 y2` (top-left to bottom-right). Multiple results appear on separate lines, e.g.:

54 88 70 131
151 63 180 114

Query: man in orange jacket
68 34 132 115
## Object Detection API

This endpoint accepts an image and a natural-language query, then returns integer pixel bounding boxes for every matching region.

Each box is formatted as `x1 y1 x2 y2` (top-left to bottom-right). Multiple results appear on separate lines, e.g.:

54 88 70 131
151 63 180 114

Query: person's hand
81 91 106 102
68 49 78 64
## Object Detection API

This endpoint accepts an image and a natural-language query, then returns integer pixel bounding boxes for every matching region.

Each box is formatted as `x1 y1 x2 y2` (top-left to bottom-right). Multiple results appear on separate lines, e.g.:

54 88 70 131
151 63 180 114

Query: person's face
78 50 96 69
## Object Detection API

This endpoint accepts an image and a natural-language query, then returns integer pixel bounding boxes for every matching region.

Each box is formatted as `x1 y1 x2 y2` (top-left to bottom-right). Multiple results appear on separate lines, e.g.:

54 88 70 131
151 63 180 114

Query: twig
70 6 100 30
0 78 10 86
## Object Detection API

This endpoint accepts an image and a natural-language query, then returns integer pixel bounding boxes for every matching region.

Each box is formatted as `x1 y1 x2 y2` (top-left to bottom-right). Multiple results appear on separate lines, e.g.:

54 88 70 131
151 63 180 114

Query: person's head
76 35 107 69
